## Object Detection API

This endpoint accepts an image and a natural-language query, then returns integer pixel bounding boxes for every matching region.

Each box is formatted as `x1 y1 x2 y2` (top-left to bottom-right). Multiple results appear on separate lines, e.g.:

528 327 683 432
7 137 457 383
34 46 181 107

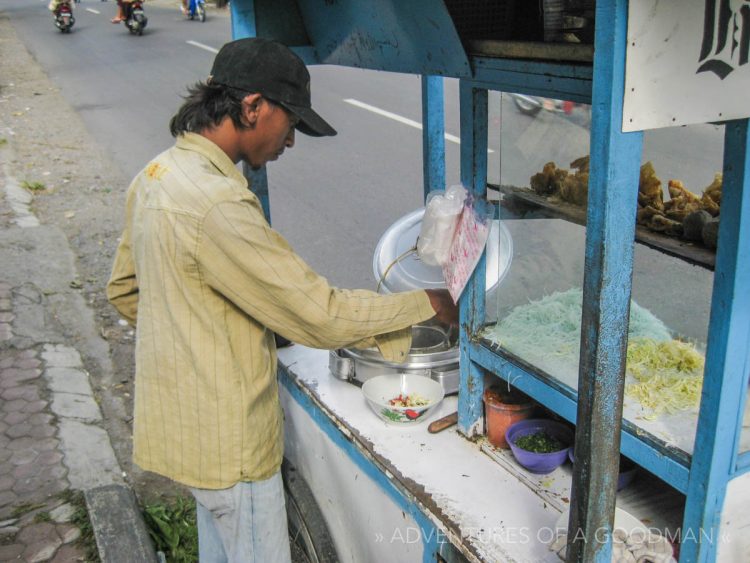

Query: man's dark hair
169 82 251 137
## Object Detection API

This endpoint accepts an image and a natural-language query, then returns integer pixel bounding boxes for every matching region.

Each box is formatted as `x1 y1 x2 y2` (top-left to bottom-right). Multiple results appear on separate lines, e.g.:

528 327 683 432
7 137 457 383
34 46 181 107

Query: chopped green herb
514 431 566 453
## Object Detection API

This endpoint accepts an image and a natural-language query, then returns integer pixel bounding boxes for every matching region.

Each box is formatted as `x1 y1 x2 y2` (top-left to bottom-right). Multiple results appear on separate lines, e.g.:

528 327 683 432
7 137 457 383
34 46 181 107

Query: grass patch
11 502 46 518
142 495 198 563
21 180 46 192
33 511 52 523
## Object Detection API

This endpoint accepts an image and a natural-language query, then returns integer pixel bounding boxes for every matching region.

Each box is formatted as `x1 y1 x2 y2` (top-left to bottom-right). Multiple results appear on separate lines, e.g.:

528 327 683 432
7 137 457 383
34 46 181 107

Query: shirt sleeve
106 188 139 325
196 199 436 362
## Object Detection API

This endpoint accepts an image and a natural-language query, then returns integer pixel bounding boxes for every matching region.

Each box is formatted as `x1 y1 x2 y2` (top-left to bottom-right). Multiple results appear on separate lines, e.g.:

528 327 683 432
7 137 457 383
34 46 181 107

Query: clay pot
483 387 535 449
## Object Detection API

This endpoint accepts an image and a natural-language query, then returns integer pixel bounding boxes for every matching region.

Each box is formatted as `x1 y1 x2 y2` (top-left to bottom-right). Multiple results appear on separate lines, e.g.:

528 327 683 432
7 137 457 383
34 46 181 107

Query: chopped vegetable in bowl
361 374 444 425
506 419 573 474
389 393 430 408
514 431 566 453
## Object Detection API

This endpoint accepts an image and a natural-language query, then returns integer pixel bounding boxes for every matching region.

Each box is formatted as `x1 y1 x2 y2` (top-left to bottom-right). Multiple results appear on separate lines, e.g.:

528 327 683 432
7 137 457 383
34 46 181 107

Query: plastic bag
417 185 467 266
442 197 494 303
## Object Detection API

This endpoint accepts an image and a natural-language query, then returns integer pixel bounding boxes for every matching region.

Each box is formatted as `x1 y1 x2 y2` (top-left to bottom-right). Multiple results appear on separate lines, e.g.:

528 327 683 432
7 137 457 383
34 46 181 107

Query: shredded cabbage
483 288 705 417
625 338 704 417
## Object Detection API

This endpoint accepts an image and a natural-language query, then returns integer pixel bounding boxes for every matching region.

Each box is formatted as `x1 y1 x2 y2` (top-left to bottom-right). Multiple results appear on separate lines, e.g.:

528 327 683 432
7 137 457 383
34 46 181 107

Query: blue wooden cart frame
231 1 750 561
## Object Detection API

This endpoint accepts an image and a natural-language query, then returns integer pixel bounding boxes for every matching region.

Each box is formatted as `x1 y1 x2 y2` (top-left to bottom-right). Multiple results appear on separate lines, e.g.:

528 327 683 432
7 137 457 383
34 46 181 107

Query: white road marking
343 98 494 153
186 40 219 54
86 8 100 14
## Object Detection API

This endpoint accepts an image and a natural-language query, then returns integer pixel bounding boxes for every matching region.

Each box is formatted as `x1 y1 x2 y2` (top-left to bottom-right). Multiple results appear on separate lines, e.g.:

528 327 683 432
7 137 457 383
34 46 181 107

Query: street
4 0 725 292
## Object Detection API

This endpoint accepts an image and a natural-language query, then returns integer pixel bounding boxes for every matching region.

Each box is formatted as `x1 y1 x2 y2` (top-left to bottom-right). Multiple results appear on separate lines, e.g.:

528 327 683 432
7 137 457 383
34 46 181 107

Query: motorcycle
53 1 75 33
123 0 148 35
508 93 591 127
186 0 206 22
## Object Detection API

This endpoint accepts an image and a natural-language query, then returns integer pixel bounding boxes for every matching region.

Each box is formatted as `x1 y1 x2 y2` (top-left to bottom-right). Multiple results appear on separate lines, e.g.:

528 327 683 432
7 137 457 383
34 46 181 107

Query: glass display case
482 110 740 461
453 13 750 552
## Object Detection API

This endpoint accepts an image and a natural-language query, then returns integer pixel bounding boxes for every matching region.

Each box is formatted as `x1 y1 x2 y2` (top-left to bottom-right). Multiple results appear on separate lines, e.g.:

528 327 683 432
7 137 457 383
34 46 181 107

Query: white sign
623 0 750 132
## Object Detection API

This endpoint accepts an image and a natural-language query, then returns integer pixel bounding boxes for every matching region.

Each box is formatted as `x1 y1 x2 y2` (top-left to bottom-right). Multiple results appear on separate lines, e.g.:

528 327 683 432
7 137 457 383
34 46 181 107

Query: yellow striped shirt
107 133 436 488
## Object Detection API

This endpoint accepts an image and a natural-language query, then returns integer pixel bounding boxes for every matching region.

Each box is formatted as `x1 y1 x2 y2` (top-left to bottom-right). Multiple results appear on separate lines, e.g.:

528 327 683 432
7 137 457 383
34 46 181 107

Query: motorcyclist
111 0 137 23
48 0 72 17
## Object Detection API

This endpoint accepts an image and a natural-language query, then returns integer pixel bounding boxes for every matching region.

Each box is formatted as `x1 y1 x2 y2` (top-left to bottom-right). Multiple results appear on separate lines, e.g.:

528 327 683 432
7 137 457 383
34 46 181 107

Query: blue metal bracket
242 164 271 222
421 75 446 200
471 57 593 103
736 451 750 475
234 0 470 77
566 0 644 560
230 0 256 39
457 80 489 438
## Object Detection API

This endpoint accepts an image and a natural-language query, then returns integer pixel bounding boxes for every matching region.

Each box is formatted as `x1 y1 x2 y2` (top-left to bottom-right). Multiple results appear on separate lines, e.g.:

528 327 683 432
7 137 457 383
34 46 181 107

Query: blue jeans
190 471 292 563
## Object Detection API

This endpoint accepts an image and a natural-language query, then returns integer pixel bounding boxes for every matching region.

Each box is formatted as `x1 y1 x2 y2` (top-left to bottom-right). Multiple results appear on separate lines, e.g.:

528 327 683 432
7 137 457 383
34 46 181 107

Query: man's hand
425 289 459 326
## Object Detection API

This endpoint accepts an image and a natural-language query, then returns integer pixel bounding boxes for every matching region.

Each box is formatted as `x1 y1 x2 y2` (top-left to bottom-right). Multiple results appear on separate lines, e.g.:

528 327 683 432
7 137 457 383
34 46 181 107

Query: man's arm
106 204 139 325
425 289 459 326
197 200 438 353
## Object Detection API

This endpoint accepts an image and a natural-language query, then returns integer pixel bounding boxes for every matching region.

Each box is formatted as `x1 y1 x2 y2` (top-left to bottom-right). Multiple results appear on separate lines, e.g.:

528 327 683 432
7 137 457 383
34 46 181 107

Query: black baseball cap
208 38 336 137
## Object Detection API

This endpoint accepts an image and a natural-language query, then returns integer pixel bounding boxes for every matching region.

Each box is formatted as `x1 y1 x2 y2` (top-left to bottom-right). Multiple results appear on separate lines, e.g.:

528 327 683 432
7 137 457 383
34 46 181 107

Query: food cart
229 1 750 562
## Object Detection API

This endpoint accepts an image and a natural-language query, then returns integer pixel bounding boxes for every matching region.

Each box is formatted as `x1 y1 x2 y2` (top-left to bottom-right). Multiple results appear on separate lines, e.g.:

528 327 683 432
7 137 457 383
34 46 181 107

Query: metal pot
329 323 460 394
330 206 512 395
372 208 512 295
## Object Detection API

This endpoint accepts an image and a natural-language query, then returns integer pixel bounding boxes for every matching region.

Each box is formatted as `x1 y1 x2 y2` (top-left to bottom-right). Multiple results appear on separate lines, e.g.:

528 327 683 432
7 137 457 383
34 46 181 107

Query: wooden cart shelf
490 183 717 270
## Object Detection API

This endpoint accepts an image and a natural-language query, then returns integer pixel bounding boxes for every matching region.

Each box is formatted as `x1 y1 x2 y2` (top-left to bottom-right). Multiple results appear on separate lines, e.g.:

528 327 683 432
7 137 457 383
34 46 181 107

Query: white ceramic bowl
361 373 445 425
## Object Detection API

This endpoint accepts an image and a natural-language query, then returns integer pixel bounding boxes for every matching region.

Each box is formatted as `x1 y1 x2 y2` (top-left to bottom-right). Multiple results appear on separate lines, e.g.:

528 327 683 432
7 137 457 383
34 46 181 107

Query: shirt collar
176 133 246 184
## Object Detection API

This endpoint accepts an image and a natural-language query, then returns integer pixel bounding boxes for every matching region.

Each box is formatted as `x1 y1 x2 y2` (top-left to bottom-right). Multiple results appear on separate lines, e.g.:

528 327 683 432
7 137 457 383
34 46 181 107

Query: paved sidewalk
0 138 128 560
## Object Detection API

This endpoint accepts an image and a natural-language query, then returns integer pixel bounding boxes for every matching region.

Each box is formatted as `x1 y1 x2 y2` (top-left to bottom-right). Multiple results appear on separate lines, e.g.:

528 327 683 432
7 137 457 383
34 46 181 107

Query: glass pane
484 92 591 391
624 123 723 457
482 95 731 458
623 249 712 455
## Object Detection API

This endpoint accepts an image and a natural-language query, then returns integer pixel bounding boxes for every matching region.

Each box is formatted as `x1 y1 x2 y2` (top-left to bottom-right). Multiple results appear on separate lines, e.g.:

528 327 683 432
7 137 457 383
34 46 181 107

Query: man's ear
241 93 263 127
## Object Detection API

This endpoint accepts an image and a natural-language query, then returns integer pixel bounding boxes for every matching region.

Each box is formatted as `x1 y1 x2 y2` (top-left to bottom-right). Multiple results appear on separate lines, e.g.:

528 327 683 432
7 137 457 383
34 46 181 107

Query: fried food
636 205 663 225
702 217 720 249
528 157 721 247
560 171 589 206
649 214 683 237
570 155 590 173
701 173 722 217
525 156 590 206
663 179 702 222
530 162 568 196
638 161 663 210
683 210 711 241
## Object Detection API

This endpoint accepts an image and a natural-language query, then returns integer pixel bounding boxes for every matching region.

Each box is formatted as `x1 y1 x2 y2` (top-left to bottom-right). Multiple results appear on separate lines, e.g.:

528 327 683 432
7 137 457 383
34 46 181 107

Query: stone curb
85 484 159 563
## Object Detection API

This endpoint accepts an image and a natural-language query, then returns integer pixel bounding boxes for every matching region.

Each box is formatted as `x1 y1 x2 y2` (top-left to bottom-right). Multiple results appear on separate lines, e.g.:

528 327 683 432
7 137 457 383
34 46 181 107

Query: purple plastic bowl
568 450 639 491
506 419 574 474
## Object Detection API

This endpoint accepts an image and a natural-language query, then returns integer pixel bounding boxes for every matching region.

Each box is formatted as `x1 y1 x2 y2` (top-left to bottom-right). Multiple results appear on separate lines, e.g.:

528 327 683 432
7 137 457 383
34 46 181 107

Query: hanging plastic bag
416 184 467 266
442 196 495 304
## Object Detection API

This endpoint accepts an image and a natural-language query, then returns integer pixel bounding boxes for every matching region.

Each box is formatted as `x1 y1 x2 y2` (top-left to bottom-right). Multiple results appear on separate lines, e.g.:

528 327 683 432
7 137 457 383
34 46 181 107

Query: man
107 38 458 562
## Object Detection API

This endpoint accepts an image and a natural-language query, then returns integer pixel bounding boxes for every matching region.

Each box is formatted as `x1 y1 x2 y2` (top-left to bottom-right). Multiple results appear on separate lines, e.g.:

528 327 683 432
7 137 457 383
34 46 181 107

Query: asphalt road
5 0 720 341
5 0 441 289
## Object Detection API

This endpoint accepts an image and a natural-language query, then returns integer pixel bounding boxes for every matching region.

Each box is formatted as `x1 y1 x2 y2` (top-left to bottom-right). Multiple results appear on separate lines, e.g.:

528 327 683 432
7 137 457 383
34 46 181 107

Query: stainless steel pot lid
373 207 513 294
